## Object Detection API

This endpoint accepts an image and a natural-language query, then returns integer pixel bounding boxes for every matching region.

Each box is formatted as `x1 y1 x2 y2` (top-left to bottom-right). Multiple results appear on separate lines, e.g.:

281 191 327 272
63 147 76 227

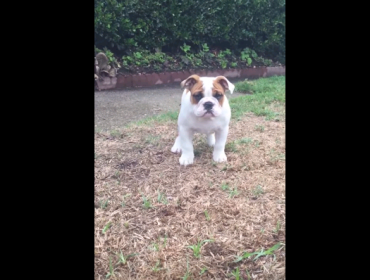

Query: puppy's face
181 75 234 118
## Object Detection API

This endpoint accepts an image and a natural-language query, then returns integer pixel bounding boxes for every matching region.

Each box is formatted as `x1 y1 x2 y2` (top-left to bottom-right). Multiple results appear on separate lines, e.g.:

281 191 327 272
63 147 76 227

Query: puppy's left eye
214 94 223 100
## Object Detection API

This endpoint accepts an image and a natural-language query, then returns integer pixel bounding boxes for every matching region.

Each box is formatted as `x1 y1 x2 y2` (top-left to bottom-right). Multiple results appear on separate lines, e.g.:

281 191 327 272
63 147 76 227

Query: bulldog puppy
171 75 235 166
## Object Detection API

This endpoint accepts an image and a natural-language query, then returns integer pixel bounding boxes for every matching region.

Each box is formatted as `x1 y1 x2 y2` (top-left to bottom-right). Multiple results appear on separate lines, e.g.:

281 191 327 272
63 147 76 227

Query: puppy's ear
214 76 235 94
181 75 200 90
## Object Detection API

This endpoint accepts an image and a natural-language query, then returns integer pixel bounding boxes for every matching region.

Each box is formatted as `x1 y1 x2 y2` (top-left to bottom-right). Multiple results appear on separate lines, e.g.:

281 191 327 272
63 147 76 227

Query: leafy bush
94 0 285 63
97 45 282 75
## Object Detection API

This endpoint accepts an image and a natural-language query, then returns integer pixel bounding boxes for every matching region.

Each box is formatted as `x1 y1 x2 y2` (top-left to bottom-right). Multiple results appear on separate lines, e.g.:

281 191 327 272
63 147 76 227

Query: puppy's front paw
179 154 194 166
171 145 182 154
213 152 227 163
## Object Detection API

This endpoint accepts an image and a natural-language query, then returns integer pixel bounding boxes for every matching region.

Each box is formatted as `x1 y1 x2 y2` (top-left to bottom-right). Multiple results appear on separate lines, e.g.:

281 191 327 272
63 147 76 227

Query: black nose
204 101 214 110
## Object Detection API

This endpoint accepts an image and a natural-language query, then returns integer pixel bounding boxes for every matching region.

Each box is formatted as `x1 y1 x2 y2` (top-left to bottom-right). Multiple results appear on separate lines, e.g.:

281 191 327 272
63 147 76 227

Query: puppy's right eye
193 93 203 100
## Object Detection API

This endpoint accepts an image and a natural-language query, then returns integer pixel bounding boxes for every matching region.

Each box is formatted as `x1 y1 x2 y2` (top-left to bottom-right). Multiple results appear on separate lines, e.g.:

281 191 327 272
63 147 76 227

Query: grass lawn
95 76 285 280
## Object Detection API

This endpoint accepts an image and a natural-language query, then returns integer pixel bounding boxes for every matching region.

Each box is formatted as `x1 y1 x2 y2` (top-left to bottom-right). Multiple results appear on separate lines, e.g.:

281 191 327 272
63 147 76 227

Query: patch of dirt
116 159 139 170
94 112 285 279
203 242 233 257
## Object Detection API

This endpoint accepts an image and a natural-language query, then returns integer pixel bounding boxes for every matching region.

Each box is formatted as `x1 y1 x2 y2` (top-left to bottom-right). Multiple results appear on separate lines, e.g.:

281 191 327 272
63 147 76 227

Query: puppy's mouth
202 111 215 117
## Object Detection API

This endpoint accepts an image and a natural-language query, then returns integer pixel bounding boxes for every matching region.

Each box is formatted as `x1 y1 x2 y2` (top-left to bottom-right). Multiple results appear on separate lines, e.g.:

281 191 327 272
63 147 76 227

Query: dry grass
95 107 285 279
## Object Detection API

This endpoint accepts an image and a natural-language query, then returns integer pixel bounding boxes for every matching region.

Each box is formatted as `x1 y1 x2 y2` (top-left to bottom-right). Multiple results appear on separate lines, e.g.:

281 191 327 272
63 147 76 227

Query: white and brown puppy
171 75 235 166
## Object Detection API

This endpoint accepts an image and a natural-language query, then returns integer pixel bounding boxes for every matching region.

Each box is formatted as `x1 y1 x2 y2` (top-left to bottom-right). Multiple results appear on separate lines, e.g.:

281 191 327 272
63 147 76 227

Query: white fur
171 76 234 166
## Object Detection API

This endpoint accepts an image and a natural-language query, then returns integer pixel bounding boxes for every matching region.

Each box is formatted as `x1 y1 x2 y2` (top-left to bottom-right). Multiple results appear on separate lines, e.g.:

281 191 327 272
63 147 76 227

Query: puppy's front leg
178 127 194 166
213 126 229 163
207 133 215 147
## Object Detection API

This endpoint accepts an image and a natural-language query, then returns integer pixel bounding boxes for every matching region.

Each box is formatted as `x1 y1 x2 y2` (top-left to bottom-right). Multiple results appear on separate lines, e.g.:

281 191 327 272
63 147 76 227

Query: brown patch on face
190 87 204 105
181 75 204 104
213 76 231 91
212 77 227 106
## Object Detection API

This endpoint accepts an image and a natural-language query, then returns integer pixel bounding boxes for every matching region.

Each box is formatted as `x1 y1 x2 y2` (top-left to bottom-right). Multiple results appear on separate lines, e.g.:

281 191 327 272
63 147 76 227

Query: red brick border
96 66 285 91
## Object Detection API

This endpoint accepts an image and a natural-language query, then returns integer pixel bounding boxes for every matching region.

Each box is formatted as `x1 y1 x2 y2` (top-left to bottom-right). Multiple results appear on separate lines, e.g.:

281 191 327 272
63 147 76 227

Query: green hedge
94 0 285 63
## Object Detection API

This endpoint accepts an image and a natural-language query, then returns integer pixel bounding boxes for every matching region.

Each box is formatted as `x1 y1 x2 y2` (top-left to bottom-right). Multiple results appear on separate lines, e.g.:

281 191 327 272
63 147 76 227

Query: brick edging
96 66 285 91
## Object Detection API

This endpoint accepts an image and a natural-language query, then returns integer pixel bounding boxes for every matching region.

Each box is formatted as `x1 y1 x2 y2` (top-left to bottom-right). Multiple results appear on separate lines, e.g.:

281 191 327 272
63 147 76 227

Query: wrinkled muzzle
193 96 222 117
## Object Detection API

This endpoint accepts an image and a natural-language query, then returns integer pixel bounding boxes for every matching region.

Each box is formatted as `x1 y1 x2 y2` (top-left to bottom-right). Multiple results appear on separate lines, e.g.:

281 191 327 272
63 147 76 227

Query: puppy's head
181 75 234 118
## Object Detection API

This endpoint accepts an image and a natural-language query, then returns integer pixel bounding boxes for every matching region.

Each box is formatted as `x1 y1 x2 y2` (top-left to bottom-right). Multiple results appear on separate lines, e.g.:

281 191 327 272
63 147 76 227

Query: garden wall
96 66 285 91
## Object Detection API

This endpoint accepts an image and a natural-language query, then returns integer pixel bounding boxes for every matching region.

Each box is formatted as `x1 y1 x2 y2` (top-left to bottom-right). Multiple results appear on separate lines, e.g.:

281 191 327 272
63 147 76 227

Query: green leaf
265 242 281 254
102 222 112 234
243 251 258 258
233 256 244 263
253 249 266 260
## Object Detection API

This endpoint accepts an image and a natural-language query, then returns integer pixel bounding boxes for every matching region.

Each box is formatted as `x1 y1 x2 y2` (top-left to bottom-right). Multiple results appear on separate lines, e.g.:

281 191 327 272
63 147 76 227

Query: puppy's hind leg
207 133 215 147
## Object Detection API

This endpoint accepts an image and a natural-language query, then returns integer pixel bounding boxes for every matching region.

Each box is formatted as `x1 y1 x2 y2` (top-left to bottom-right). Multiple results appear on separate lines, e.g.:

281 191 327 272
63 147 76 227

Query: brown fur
212 76 229 107
181 75 204 105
